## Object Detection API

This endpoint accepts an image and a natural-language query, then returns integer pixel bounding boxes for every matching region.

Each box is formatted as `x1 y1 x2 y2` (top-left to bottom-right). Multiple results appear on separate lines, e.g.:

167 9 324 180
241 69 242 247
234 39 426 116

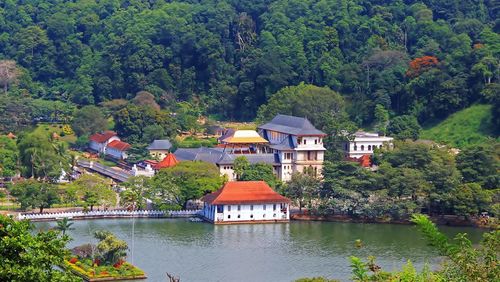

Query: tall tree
71 105 107 137
0 60 20 93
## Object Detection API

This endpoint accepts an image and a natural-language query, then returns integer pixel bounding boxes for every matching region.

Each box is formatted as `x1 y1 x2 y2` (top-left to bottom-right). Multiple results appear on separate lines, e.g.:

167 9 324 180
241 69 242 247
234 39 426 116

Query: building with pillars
201 181 290 224
343 131 394 159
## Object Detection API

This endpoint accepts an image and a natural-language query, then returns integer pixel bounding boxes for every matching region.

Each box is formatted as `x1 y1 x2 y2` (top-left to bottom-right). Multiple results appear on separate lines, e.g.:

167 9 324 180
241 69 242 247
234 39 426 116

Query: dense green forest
0 0 498 129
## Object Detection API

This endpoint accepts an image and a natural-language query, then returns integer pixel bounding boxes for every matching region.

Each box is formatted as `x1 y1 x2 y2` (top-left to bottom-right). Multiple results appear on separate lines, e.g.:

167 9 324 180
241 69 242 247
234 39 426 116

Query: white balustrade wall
18 209 202 221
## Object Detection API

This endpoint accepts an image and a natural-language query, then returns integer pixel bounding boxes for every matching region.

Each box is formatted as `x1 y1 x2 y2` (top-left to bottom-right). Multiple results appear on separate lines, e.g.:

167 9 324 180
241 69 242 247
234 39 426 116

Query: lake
34 218 484 282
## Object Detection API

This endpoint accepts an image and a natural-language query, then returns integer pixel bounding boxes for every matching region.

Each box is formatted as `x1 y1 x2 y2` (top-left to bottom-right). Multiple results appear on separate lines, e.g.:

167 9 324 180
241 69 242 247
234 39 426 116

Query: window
273 214 276 217
263 205 266 210
263 214 266 218
314 139 317 144
250 214 253 219
237 205 241 211
354 145 357 151
361 145 365 151
304 139 307 145
227 215 231 219
368 145 371 150
298 138 302 144
228 205 231 211
237 215 240 218
217 205 223 213
273 204 276 211
250 205 253 211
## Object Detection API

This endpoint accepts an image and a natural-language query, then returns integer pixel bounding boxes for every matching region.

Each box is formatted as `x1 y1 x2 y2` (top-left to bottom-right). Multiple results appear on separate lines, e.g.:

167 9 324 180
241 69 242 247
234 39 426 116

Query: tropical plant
56 217 74 236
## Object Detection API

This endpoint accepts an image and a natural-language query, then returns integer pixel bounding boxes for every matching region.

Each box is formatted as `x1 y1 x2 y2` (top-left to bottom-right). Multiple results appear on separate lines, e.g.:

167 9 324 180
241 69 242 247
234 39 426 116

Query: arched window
361 145 365 151
368 145 371 150
354 145 357 151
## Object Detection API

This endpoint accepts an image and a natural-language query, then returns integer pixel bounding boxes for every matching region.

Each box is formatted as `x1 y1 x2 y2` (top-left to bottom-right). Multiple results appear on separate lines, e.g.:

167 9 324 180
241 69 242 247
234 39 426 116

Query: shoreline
290 213 496 229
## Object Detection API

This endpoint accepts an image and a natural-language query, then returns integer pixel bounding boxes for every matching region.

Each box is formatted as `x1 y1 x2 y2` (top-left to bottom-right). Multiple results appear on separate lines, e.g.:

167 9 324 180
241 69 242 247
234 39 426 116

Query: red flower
113 259 124 268
69 257 78 264
93 258 100 266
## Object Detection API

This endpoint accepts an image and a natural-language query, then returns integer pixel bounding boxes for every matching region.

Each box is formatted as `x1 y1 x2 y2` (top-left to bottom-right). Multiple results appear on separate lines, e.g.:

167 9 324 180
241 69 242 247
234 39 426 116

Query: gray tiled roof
147 139 172 150
258 114 326 136
174 147 280 166
269 135 295 150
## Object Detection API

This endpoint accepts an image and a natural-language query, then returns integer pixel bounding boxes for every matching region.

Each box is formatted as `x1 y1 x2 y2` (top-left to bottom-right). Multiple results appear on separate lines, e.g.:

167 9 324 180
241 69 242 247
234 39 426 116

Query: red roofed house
89 131 120 154
89 131 131 160
106 140 131 160
201 181 290 224
153 153 179 170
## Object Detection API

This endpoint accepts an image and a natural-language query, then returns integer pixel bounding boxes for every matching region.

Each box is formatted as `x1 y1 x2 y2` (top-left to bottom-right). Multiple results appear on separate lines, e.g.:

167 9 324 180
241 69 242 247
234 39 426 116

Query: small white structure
131 164 155 177
201 181 290 224
343 131 393 159
89 131 120 154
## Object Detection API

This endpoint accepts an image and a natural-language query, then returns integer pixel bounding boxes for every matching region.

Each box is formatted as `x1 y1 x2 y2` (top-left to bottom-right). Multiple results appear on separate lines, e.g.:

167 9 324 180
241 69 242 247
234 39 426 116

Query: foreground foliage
0 215 78 281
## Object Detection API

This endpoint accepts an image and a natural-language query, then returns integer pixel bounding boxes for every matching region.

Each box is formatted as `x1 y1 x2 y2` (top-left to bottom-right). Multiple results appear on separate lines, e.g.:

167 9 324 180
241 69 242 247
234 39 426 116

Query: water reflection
34 219 484 282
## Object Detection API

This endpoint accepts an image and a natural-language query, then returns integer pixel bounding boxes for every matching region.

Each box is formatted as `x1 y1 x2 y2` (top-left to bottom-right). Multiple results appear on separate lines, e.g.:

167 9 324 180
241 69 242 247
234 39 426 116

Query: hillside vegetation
0 0 498 126
421 104 498 148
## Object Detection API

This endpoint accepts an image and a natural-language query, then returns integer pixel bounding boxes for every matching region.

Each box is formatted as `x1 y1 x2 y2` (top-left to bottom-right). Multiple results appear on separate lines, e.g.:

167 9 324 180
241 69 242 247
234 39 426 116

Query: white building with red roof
201 181 290 224
88 131 131 160
89 131 120 154
106 140 131 160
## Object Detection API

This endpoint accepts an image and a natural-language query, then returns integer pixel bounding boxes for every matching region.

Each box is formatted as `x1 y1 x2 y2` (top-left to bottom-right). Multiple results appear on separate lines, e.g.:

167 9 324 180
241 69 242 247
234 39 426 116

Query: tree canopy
0 215 78 281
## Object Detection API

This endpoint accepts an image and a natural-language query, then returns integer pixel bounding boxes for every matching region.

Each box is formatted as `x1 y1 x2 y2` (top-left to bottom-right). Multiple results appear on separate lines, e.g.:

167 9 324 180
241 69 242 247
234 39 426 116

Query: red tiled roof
89 131 117 143
202 181 290 205
107 140 131 151
153 153 179 169
359 155 371 167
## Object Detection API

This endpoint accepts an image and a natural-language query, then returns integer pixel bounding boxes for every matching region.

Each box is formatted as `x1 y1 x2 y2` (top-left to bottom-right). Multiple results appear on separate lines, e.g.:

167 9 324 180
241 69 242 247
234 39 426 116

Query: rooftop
89 131 117 143
147 139 172 150
353 131 394 141
258 114 326 136
107 140 131 151
153 153 179 169
221 130 268 144
201 181 290 205
174 147 279 166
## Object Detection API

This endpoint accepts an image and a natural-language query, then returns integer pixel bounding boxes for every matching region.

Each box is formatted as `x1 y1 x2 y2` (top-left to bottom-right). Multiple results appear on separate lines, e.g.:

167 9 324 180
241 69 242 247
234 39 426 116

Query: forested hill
0 0 499 126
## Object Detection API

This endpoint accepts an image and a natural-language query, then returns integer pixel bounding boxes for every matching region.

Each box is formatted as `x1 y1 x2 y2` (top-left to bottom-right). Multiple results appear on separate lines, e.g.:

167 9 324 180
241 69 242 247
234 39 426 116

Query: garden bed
64 258 146 281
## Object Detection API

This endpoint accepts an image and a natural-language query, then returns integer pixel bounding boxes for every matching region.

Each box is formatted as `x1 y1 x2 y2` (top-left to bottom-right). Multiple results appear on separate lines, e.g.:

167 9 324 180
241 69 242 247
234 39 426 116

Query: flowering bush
62 124 74 135
69 257 78 264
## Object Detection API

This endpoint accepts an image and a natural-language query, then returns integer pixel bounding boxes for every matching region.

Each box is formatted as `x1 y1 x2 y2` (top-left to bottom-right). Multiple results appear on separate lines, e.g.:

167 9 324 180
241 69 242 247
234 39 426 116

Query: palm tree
56 217 74 236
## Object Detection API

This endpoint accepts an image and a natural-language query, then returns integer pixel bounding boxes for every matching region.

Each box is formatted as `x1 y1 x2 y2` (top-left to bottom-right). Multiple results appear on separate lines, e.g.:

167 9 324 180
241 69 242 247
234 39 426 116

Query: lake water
34 218 484 282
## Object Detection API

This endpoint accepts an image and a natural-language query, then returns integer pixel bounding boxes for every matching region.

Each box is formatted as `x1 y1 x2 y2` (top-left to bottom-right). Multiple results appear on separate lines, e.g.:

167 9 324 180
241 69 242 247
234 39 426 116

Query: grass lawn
176 136 218 148
421 104 498 148
34 123 77 144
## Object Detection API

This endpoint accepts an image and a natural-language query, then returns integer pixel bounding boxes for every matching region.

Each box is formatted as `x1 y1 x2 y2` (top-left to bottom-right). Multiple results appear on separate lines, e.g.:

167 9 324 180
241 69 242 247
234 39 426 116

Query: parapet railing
18 209 202 221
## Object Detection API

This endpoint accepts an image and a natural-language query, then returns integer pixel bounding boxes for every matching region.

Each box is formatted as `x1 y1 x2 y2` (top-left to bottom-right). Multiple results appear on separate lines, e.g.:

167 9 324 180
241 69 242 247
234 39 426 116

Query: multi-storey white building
258 114 327 181
343 131 393 159
201 181 290 224
174 114 326 182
